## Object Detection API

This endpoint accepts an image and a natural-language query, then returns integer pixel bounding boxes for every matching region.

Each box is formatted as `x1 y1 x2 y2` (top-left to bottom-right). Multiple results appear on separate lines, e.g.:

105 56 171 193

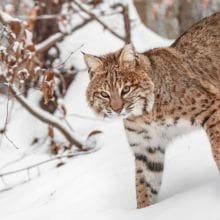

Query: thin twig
54 44 84 69
35 18 93 54
3 134 19 149
19 13 72 21
122 5 131 43
0 147 99 178
8 85 83 149
62 118 75 132
0 180 28 193
1 88 19 149
3 88 10 130
0 154 26 171
112 3 131 43
73 0 125 41
1 176 7 186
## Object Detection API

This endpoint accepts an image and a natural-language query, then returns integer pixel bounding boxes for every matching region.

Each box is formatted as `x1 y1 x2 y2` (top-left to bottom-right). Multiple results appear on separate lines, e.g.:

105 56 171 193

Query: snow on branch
0 10 103 153
8 84 102 152
0 10 21 24
8 85 85 150
35 18 93 54
73 0 125 41
35 32 64 54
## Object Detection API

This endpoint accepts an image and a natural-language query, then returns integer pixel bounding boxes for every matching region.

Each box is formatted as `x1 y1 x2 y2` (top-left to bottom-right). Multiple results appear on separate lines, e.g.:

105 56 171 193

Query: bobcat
84 13 220 208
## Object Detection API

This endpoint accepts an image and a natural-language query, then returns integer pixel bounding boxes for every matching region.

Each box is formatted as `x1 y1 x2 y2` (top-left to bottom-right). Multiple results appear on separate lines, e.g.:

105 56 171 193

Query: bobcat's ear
119 44 136 69
83 53 102 77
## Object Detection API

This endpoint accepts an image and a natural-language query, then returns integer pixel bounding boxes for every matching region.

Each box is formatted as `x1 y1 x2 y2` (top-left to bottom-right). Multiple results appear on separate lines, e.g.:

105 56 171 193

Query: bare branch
0 147 99 178
0 10 21 24
0 89 19 149
8 85 84 150
112 3 131 43
35 18 93 54
35 32 64 54
122 5 131 43
3 89 10 131
73 0 125 41
3 134 19 149
54 44 84 69
31 2 132 55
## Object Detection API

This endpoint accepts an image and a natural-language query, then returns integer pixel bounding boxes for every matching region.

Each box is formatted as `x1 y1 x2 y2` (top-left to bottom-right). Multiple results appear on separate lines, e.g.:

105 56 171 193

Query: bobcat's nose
110 98 123 113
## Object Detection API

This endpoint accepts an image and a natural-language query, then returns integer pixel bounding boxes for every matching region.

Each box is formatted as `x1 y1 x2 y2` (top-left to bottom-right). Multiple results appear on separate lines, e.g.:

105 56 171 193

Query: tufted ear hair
119 44 136 69
83 53 103 78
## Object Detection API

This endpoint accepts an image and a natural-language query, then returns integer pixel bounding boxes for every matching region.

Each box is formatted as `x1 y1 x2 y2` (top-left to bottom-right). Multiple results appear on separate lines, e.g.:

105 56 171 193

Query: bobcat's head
84 44 154 119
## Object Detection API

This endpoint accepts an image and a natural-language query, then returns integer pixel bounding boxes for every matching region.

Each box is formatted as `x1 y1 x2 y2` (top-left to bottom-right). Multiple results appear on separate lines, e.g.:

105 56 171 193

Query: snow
0 10 21 23
35 33 63 53
0 1 219 220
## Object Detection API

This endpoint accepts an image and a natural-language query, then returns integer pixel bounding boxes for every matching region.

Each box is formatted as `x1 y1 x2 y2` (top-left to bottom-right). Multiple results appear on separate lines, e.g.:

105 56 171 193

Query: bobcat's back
172 12 220 90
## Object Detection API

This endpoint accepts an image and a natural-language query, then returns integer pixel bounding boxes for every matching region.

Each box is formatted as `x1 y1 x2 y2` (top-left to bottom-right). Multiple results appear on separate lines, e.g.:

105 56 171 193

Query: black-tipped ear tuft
119 43 136 69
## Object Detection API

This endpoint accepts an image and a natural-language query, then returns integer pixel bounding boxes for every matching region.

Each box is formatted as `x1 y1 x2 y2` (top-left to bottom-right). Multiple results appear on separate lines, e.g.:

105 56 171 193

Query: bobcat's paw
137 200 150 209
136 190 151 209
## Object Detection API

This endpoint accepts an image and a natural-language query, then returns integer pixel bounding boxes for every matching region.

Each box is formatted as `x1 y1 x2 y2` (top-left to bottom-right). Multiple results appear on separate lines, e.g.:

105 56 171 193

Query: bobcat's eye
121 86 130 96
100 91 110 98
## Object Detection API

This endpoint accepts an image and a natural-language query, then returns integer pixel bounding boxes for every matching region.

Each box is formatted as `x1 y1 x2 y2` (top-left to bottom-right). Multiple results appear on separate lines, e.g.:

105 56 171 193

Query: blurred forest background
134 0 220 38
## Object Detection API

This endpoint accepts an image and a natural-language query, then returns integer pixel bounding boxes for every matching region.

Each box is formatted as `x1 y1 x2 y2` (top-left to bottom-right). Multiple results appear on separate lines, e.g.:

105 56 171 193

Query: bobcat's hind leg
134 146 165 208
204 110 220 171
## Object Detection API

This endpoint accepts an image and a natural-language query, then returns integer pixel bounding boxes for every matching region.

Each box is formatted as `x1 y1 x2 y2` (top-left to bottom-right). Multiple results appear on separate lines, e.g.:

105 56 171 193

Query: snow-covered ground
0 1 219 220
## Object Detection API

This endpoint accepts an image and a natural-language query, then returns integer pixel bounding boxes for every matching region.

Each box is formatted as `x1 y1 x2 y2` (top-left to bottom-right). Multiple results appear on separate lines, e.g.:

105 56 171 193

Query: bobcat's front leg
134 145 165 208
124 118 166 208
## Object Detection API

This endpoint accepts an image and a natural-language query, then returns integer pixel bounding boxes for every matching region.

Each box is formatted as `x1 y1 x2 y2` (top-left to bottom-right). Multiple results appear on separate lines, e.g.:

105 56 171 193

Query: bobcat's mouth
103 110 128 119
103 107 141 120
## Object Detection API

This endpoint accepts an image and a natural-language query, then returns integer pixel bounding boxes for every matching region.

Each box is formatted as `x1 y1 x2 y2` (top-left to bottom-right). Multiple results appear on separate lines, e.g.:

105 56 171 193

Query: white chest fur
124 118 199 149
